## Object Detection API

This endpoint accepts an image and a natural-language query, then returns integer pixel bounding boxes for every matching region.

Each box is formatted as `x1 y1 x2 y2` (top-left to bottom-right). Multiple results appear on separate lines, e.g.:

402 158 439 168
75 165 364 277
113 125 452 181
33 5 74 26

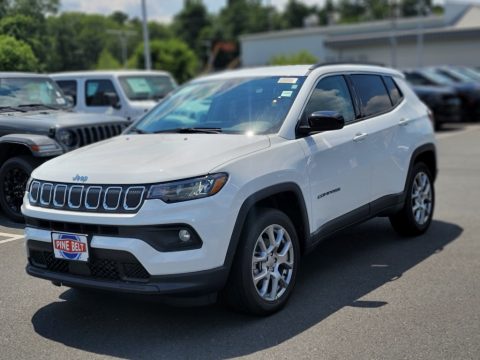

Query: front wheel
390 162 435 236
0 156 39 223
224 208 300 315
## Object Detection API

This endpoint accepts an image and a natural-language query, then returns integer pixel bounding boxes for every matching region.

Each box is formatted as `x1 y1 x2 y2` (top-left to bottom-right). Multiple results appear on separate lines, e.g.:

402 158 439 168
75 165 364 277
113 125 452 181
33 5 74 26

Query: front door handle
353 132 368 142
399 118 411 126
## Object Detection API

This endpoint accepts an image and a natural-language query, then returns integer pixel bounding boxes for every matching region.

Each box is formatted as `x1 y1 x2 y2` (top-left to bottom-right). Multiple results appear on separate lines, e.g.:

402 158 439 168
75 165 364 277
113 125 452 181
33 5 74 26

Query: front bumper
26 239 229 296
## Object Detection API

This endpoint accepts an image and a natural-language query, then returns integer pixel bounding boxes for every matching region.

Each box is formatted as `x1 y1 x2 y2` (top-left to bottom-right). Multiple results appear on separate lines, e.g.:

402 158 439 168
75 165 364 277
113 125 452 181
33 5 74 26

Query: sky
61 0 479 23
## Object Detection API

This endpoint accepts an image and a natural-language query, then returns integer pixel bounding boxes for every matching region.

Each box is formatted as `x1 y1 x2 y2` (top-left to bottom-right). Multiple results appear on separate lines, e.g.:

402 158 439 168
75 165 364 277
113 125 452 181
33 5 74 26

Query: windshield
119 75 176 101
420 69 454 86
450 67 480 82
132 76 306 135
0 77 68 109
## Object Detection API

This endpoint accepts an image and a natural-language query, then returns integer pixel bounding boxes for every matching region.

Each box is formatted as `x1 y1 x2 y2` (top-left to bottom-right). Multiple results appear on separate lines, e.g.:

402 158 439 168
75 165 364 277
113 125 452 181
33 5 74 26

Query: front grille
29 181 146 213
29 249 150 282
74 124 125 147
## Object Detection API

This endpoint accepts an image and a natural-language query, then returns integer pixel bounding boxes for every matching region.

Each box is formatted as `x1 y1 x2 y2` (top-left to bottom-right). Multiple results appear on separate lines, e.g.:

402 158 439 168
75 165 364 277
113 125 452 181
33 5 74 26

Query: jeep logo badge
72 174 88 182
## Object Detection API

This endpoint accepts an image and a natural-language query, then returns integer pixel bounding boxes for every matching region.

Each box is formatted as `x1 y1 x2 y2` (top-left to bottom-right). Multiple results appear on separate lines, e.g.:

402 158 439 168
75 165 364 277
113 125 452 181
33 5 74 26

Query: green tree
268 50 318 65
96 48 122 70
129 39 198 83
283 0 313 28
173 0 211 52
0 35 38 71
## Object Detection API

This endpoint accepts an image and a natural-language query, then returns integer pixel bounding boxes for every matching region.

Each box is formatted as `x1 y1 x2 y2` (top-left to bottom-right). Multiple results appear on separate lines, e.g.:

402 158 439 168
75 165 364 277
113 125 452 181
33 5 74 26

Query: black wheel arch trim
405 142 437 188
224 182 310 270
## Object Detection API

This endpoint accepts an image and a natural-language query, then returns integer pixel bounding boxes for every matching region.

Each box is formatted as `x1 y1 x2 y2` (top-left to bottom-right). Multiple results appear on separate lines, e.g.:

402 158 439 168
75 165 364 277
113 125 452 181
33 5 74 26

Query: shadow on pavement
31 218 462 359
0 215 24 230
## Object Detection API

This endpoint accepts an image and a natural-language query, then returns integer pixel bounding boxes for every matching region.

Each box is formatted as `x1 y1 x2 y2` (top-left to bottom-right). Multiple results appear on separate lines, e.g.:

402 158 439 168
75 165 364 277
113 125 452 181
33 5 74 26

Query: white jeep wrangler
23 64 436 315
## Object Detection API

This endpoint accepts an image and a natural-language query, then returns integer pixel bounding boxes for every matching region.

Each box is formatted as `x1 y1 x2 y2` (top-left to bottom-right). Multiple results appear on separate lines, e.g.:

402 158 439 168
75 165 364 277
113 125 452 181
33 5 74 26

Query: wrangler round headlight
57 129 77 147
147 173 228 203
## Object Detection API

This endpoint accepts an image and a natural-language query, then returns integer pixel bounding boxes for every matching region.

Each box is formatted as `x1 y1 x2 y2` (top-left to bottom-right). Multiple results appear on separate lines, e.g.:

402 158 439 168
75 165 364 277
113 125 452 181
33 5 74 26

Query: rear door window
350 74 392 117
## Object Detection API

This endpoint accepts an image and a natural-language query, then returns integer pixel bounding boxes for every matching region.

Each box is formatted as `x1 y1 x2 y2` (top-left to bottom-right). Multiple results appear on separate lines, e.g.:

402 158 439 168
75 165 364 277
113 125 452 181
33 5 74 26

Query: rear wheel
390 162 435 236
224 208 300 315
0 156 39 223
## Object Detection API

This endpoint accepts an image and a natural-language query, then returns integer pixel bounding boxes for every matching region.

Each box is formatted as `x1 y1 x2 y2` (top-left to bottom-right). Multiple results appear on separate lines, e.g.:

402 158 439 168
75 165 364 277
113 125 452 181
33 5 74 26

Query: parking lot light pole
141 0 152 70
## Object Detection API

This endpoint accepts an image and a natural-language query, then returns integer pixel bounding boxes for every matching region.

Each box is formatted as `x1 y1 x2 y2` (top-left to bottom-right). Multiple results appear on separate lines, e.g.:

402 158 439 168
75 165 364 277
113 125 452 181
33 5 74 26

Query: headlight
147 173 228 203
57 129 77 147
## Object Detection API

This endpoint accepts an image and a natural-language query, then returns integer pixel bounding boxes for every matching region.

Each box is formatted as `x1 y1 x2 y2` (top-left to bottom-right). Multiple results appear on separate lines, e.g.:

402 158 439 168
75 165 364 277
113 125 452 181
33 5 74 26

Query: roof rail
308 61 386 70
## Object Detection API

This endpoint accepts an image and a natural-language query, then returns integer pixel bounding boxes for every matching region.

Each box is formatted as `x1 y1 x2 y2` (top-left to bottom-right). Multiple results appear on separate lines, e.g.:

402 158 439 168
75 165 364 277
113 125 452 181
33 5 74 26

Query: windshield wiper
153 127 223 134
18 103 60 111
0 106 26 113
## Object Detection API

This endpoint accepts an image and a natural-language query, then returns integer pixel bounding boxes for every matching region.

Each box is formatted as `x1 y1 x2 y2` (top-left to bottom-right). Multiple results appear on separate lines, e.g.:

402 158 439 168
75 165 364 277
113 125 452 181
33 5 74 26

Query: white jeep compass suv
22 64 436 315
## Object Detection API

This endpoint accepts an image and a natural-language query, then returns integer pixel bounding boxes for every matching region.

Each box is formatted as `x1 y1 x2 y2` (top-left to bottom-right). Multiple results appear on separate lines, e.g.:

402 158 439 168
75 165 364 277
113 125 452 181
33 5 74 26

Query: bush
0 35 39 71
268 50 318 65
96 49 122 70
129 39 198 83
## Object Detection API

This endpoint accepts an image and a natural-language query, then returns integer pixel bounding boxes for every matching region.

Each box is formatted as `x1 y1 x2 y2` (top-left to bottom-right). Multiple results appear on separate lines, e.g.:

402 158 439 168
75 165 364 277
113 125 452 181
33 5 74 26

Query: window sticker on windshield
291 85 298 89
278 77 298 84
56 98 66 105
281 90 293 97
127 78 152 93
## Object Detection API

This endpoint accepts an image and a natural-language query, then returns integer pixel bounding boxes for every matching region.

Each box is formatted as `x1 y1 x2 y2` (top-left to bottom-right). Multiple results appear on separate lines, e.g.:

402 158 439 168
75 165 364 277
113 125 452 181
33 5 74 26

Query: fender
223 182 310 270
0 134 64 158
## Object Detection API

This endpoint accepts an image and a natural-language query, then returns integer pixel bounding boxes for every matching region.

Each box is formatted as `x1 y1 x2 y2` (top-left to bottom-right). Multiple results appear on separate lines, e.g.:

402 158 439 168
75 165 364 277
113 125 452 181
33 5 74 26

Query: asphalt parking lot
0 124 479 360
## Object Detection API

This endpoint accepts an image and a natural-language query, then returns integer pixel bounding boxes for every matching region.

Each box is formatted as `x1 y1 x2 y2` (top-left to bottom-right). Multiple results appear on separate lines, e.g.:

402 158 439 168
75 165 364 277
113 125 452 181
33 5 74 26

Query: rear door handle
399 118 411 126
353 132 368 142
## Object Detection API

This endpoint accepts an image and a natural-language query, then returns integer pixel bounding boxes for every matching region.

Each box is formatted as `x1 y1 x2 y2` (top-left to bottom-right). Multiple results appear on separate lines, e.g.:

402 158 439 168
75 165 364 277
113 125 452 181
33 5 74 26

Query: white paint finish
22 64 435 279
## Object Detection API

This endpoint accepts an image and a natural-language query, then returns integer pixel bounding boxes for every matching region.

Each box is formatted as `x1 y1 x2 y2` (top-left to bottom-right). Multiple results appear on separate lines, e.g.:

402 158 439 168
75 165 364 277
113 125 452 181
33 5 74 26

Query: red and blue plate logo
52 233 89 262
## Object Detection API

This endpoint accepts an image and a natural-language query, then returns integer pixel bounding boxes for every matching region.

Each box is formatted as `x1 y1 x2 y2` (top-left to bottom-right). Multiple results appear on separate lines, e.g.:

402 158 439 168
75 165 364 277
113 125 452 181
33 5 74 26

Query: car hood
32 134 271 184
0 110 127 133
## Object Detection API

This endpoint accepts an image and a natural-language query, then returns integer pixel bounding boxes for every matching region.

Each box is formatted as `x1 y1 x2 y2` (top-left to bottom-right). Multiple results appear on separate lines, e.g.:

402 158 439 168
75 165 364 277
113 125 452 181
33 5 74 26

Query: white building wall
241 33 335 67
335 37 480 68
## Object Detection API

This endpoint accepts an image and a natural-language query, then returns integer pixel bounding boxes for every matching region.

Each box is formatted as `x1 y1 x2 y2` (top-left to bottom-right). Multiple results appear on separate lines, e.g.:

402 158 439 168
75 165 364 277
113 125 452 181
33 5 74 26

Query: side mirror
105 92 122 110
298 111 345 135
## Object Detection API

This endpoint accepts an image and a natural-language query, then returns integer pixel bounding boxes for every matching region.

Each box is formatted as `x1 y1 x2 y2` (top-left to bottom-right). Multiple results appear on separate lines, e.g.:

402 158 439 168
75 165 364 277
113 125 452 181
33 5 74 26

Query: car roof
50 70 172 78
193 64 403 82
0 72 51 79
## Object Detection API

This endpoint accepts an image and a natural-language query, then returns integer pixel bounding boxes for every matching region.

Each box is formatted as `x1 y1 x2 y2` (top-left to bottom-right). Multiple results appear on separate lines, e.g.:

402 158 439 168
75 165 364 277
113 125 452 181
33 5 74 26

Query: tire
389 162 435 237
0 156 40 223
223 208 300 316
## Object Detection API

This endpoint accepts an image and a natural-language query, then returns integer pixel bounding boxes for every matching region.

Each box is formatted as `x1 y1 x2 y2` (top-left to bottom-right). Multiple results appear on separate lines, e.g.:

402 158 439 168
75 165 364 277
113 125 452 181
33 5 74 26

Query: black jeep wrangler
0 73 129 222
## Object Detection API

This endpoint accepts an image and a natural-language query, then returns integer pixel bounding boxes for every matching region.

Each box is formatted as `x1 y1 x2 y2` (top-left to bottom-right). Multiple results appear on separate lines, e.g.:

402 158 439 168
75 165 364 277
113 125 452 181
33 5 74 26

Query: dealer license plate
52 232 89 262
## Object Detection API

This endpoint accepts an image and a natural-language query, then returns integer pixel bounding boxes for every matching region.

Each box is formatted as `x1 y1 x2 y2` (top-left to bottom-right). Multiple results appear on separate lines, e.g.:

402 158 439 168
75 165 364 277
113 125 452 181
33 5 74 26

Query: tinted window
85 79 118 107
304 75 355 123
384 76 403 106
351 74 391 117
404 72 431 86
56 80 77 105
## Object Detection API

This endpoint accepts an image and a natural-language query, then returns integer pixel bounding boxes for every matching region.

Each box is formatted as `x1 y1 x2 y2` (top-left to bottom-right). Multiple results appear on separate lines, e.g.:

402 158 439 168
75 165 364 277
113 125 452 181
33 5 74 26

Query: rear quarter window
350 74 392 117
383 76 403 106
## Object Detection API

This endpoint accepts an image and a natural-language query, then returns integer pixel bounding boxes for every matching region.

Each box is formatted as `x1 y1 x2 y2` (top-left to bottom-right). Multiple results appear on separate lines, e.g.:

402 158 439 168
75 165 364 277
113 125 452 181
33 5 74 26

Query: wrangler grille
74 124 125 146
29 181 146 213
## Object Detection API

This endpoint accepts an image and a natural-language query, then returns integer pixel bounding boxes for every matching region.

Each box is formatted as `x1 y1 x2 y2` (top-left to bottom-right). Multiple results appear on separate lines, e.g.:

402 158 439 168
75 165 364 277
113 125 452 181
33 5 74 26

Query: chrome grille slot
68 185 84 209
53 184 67 207
29 181 147 213
85 186 102 209
40 183 53 205
123 187 145 211
104 187 122 210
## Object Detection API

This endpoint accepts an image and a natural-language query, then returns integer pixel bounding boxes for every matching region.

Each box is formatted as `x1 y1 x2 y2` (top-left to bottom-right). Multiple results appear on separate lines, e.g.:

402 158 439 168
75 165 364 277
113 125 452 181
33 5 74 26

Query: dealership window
85 79 118 107
56 80 77 105
351 74 392 117
304 75 355 124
